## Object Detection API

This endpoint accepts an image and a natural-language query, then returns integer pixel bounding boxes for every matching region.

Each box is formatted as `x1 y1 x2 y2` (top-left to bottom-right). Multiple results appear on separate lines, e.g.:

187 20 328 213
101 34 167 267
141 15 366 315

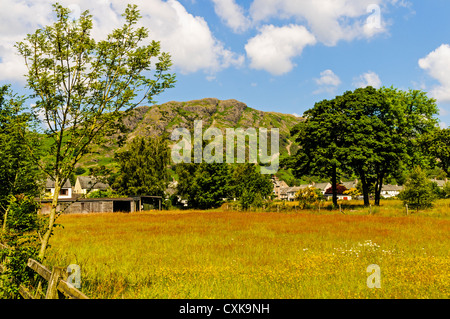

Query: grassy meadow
45 200 450 299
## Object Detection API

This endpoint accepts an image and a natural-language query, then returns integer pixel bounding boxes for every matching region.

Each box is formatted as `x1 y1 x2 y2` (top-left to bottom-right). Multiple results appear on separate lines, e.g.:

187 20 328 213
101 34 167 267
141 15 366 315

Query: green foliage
176 163 231 210
0 195 45 299
443 182 450 198
0 85 42 220
113 136 171 197
231 163 273 201
425 128 450 176
15 2 175 259
295 187 319 209
74 167 87 176
398 166 437 211
289 86 439 207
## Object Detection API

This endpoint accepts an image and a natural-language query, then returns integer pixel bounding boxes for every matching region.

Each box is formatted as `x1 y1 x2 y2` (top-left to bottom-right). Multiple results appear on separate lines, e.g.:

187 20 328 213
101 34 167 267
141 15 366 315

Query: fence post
46 267 64 299
405 204 409 216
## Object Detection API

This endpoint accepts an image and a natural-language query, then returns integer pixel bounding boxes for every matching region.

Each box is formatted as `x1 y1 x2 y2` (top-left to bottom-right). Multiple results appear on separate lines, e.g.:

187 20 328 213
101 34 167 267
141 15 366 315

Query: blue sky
1 0 449 127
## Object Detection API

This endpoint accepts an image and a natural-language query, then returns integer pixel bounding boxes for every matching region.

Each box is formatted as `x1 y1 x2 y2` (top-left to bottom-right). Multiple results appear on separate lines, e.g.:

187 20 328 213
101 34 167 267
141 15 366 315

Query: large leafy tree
231 163 273 200
112 136 171 197
425 128 450 177
289 86 439 207
290 98 348 207
337 87 404 206
176 163 231 210
15 3 175 259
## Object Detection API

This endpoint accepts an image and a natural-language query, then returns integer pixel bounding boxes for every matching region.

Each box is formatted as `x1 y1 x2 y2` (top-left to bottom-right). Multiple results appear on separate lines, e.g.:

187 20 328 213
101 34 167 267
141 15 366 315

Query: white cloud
313 69 341 94
249 0 389 46
315 69 341 86
353 71 382 89
245 24 316 75
0 0 244 83
212 0 251 33
418 44 450 103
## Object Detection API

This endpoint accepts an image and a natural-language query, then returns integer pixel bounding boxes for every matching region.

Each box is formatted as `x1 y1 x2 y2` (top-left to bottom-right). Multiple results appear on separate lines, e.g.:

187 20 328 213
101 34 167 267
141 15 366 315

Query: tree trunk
374 172 384 206
332 164 338 208
360 171 370 206
38 177 60 260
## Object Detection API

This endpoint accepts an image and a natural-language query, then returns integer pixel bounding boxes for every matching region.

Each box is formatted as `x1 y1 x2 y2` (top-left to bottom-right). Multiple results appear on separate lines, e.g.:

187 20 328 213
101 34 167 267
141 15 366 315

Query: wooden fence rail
0 244 88 299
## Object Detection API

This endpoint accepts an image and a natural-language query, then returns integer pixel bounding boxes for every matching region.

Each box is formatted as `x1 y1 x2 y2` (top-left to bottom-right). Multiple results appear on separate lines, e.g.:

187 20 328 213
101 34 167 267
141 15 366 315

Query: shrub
398 166 436 212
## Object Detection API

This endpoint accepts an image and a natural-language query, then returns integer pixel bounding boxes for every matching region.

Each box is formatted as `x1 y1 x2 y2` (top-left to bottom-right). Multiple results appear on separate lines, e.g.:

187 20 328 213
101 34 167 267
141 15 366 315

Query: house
341 179 358 191
311 182 332 195
45 178 73 199
380 184 403 198
323 184 350 201
272 176 289 199
430 178 448 188
73 176 110 195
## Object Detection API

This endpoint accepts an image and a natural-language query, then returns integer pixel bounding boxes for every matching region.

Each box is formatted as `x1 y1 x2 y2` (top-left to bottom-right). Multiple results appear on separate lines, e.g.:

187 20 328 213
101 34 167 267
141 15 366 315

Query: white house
45 178 72 199
380 185 403 198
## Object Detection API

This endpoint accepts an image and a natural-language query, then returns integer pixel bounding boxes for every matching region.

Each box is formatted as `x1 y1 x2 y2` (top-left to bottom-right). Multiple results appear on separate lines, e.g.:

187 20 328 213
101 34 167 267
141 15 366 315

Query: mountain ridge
80 98 304 169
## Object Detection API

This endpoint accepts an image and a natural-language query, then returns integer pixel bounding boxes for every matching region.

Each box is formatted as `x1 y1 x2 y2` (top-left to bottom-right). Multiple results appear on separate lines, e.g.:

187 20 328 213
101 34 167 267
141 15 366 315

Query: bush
295 187 319 209
1 195 44 298
398 166 436 212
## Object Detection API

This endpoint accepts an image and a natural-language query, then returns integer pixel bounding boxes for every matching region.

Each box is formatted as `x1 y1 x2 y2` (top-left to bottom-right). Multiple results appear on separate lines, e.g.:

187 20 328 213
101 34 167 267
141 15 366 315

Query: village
39 174 449 214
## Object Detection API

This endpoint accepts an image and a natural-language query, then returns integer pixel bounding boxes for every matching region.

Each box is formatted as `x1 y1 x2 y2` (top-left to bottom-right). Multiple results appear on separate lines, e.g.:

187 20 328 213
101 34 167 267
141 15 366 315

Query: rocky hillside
80 98 304 169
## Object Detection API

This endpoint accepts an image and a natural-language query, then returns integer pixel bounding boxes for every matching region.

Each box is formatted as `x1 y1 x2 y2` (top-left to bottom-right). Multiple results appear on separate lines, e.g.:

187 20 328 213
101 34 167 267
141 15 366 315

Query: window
60 189 68 196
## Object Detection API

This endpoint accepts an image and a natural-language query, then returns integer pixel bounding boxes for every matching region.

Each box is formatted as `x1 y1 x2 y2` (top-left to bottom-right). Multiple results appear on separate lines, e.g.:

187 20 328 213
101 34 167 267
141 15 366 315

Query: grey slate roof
77 176 109 190
45 178 71 188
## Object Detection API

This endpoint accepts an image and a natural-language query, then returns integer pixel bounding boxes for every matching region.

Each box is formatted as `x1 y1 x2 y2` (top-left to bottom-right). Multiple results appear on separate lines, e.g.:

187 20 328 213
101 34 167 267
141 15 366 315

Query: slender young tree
15 3 175 259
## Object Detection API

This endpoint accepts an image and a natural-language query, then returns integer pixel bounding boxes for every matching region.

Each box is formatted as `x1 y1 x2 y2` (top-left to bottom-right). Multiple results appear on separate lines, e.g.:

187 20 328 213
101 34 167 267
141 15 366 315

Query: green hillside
65 98 304 171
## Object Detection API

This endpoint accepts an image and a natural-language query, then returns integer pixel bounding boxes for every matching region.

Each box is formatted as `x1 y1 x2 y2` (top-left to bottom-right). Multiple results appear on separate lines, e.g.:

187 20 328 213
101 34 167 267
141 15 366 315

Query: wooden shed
39 196 162 214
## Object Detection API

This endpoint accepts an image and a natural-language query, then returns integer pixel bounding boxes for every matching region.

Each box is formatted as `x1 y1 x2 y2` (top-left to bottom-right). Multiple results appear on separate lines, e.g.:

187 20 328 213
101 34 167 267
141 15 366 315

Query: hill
77 98 304 170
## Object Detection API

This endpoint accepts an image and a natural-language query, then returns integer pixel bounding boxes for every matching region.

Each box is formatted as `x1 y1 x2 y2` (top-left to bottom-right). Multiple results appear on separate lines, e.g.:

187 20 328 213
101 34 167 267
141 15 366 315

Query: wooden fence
0 243 88 299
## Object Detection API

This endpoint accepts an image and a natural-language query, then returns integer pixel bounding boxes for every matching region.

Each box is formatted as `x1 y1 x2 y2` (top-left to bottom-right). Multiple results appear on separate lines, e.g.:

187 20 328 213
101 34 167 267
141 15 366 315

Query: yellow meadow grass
45 202 450 299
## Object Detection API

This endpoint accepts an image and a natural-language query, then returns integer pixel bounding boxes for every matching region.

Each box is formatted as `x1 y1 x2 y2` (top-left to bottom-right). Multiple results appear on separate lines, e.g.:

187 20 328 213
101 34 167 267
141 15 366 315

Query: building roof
77 176 109 190
45 178 71 188
430 179 447 187
313 182 330 191
381 184 403 192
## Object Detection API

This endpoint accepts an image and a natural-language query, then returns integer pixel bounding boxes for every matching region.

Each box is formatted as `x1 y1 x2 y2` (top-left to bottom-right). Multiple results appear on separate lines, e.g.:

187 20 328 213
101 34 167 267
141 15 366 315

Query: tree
425 128 450 177
290 98 347 207
289 86 439 207
231 163 273 207
176 162 231 209
15 3 175 259
443 181 450 198
0 85 42 232
112 136 171 197
398 166 436 212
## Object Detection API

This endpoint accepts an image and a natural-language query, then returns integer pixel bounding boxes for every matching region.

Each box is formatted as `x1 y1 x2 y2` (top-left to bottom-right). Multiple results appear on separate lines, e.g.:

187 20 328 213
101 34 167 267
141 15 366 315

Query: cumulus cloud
418 44 450 103
249 0 388 46
245 24 316 75
313 69 341 94
212 0 251 33
353 71 382 89
0 0 243 83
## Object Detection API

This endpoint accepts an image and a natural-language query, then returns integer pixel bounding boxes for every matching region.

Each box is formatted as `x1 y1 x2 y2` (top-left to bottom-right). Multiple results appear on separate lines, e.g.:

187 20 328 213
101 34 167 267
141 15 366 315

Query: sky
1 0 449 127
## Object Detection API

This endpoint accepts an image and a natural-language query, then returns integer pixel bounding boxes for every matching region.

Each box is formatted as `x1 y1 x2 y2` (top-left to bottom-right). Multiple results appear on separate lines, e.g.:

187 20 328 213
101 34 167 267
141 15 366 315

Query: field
45 200 450 299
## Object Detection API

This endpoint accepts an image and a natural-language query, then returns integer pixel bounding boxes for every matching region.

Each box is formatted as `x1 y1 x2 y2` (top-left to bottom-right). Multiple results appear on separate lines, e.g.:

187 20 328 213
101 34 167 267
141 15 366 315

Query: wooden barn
39 196 162 214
